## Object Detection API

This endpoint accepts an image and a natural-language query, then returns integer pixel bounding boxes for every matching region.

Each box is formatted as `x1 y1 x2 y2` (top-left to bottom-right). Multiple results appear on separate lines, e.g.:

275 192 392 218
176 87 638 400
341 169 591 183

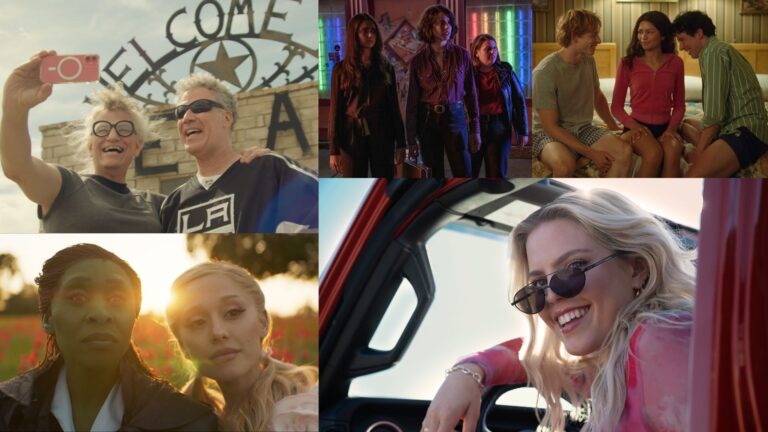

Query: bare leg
684 139 740 177
592 134 633 177
539 141 577 177
660 134 683 177
621 132 662 177
680 118 702 145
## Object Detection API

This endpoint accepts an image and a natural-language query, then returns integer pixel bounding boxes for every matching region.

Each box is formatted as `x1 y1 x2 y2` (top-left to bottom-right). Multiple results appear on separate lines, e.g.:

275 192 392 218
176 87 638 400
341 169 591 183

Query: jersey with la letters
160 154 318 233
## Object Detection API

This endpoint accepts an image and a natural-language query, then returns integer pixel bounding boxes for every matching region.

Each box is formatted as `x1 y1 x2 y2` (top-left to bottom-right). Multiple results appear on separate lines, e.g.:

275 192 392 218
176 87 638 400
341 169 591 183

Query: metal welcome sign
99 0 318 106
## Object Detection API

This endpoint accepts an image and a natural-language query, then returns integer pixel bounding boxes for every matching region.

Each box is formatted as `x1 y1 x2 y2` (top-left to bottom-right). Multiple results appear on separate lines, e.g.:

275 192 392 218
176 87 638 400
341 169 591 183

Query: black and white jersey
160 154 318 233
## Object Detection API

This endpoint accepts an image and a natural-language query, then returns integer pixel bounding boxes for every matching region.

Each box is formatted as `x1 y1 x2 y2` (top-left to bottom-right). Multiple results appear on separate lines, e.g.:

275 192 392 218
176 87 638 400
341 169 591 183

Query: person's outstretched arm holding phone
1 50 64 215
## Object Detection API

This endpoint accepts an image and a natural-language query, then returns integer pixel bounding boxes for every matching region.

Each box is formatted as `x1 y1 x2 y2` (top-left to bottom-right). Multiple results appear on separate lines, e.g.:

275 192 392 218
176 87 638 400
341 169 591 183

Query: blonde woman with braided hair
166 262 318 431
423 189 695 431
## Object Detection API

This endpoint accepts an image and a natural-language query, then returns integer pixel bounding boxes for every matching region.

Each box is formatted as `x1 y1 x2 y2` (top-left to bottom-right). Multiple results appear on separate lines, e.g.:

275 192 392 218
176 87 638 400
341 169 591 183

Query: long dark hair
34 243 153 376
340 13 391 91
624 11 676 69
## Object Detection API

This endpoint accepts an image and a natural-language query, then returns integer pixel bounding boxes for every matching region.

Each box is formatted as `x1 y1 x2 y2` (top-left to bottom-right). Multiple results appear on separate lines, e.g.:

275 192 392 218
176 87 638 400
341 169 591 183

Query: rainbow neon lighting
319 17 328 95
466 5 529 93
318 13 346 98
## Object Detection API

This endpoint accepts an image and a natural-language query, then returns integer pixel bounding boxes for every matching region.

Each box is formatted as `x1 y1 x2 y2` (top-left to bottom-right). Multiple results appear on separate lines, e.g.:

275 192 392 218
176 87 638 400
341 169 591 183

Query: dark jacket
328 58 406 156
0 356 218 431
493 61 528 136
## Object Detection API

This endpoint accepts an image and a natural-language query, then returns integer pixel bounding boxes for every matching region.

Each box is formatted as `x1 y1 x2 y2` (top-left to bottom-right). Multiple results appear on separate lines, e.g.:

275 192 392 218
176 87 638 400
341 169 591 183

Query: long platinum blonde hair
166 262 317 431
511 189 696 431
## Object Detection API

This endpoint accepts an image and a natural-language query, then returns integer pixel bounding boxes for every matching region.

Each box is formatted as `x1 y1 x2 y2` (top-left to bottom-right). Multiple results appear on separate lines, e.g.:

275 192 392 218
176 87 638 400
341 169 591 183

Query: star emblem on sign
196 42 249 88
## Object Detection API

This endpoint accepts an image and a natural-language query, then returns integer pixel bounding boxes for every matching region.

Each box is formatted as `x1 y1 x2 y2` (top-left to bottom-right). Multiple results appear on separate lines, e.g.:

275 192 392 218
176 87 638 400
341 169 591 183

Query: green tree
0 253 22 310
2 283 39 315
186 234 318 279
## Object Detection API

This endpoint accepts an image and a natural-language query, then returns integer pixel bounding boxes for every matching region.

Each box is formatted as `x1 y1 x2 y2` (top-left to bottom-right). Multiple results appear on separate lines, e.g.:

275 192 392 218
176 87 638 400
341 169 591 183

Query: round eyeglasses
92 120 135 137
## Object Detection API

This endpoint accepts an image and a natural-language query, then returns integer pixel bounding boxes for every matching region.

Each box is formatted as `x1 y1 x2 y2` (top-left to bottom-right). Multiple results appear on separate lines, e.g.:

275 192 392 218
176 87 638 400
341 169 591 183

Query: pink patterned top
458 317 691 431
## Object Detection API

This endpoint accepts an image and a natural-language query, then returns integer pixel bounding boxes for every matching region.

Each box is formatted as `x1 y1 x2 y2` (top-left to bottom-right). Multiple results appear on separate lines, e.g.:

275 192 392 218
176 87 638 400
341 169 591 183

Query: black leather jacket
328 58 406 156
489 61 529 136
0 356 218 431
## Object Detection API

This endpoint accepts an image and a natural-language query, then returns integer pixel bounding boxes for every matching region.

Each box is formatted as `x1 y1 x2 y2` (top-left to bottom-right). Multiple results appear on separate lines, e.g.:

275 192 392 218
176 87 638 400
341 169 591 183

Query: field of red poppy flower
0 309 317 388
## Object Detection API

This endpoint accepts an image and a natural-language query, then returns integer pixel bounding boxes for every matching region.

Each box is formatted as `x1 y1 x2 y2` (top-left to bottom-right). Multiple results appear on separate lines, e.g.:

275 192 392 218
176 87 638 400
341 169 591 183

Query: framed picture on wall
533 0 549 12
742 0 768 15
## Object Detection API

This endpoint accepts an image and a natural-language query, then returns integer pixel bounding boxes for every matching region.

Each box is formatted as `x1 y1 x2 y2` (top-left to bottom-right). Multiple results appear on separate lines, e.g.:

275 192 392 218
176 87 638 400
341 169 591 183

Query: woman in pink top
612 11 686 177
421 189 694 432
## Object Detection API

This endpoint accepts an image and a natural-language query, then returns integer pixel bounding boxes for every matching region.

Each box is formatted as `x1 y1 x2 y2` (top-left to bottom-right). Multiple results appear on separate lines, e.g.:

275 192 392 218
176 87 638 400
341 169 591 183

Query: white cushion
599 78 623 103
684 76 702 102
756 74 768 101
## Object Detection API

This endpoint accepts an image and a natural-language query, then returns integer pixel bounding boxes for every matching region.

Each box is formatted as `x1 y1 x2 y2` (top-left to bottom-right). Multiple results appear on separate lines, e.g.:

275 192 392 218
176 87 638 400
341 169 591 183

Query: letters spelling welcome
100 0 298 96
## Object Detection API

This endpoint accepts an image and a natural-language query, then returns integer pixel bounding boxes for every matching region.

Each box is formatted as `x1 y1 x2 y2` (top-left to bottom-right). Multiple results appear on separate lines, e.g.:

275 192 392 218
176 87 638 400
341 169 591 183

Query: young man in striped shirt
673 11 768 177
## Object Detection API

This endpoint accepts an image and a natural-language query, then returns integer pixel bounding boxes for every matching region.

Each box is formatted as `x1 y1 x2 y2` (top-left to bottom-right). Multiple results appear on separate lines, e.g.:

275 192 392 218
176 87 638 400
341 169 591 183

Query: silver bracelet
445 365 484 389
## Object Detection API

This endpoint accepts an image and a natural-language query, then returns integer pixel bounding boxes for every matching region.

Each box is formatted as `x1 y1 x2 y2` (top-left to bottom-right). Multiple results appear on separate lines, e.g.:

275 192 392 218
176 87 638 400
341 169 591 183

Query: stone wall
40 81 318 195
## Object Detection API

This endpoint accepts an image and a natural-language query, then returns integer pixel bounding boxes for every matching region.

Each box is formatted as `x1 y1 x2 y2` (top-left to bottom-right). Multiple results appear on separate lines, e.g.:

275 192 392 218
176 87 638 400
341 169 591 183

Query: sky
0 234 318 316
0 0 318 232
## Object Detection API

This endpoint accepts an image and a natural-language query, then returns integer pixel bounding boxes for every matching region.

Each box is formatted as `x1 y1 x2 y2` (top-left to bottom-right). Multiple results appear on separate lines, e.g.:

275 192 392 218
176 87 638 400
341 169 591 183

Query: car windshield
319 178 375 280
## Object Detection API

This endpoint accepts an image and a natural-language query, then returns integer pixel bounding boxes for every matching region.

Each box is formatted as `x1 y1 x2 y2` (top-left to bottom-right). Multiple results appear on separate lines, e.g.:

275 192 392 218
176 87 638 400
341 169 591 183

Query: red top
476 68 504 115
611 54 685 129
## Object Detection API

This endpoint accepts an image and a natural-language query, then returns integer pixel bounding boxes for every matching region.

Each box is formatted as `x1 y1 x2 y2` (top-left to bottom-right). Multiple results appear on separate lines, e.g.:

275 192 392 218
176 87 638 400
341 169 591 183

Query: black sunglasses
174 99 226 120
92 120 135 137
510 252 622 315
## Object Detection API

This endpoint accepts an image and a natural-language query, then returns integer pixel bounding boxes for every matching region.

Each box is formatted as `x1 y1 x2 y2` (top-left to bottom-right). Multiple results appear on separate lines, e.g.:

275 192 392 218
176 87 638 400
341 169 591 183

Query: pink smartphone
39 54 100 84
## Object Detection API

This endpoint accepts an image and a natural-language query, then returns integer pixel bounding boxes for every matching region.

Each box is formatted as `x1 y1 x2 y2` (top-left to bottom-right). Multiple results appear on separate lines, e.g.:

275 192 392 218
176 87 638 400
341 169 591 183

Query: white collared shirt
50 366 124 432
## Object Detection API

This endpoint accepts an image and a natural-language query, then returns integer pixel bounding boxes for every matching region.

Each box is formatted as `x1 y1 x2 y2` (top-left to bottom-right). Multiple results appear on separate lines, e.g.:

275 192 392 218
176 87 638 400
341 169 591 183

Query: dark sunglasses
92 120 135 137
510 252 622 315
174 99 226 120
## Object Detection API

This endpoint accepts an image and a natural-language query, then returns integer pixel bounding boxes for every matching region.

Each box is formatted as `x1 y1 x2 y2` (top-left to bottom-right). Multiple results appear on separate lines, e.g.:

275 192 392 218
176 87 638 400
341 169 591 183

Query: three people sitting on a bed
538 9 767 177
532 9 633 177
673 11 768 177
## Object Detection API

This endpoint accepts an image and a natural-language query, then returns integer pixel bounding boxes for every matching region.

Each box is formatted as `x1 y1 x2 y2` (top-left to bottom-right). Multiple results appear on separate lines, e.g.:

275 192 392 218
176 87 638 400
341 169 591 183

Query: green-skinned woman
0 244 218 431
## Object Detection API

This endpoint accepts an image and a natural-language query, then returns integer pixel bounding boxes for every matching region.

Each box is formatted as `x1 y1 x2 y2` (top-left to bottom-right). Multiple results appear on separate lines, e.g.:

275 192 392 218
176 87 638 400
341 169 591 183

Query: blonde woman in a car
422 189 694 431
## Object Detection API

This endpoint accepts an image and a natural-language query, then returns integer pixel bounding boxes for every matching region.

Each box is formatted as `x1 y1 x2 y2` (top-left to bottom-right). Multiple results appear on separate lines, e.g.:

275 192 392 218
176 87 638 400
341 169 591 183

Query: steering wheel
475 384 585 432
476 384 530 432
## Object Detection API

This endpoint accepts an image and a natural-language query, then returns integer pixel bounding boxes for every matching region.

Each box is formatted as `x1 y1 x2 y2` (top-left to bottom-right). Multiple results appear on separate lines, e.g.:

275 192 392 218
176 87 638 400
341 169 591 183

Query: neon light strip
482 11 488 36
507 9 514 72
472 11 478 42
518 8 525 89
334 16 343 61
318 18 327 95
495 10 501 62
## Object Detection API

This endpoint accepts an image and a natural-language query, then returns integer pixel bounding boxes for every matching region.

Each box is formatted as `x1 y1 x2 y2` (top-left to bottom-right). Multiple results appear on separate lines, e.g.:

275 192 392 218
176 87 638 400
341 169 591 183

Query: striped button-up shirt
699 37 768 144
